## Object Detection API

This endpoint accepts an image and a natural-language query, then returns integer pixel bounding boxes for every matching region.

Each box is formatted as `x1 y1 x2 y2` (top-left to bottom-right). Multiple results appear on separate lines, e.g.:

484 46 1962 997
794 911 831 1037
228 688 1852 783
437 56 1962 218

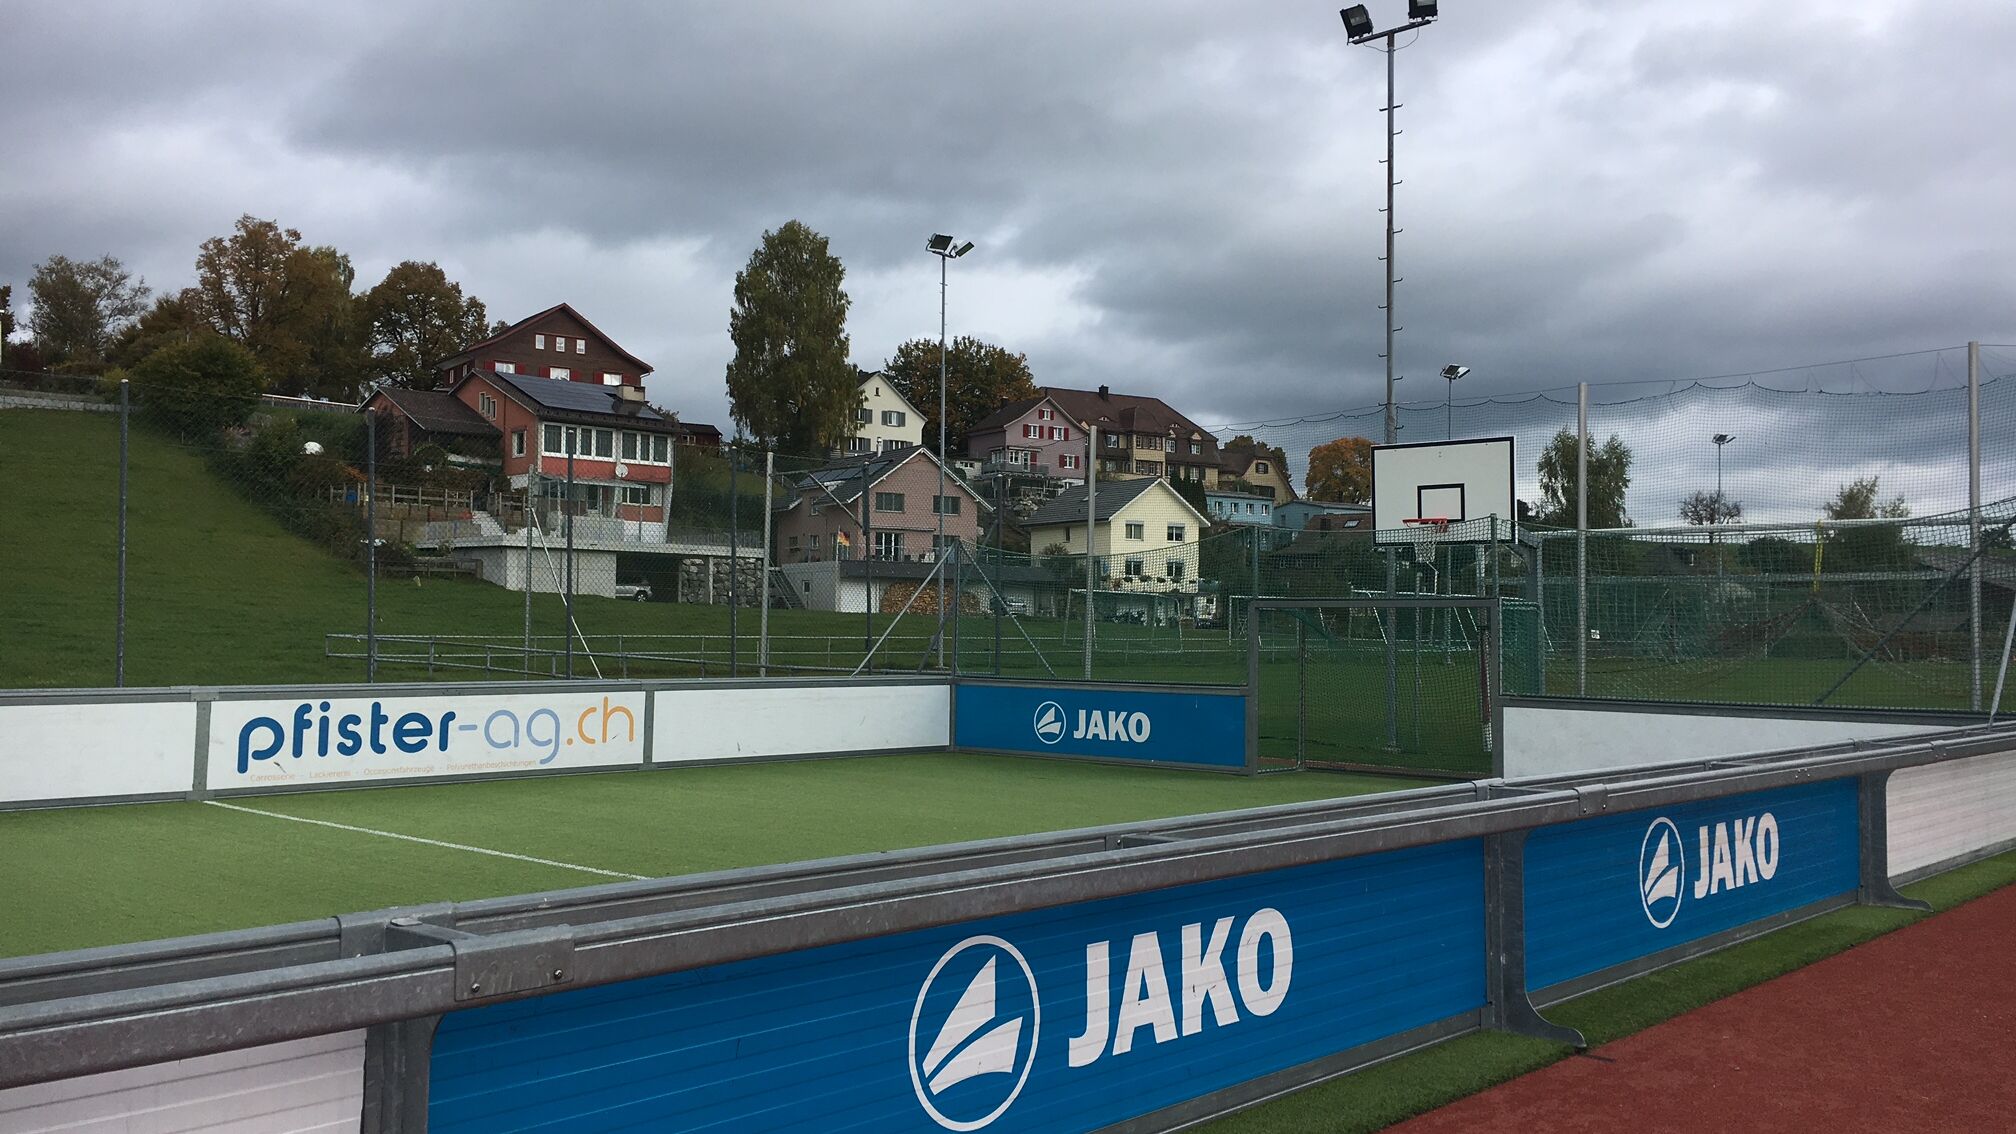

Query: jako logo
234 698 635 775
1032 702 1067 745
1639 817 1686 928
909 936 1041 1132
1639 812 1782 928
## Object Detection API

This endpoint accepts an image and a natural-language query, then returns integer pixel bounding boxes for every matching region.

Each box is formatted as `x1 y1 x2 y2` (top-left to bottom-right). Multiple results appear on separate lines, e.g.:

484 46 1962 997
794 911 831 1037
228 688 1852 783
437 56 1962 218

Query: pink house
964 395 1087 478
774 447 985 565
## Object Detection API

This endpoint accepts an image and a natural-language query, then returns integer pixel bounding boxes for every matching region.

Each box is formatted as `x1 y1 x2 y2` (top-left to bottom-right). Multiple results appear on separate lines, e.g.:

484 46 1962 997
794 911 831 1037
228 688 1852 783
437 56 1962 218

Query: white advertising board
208 690 646 790
653 683 948 763
1502 703 1947 780
0 701 196 805
1887 750 2016 878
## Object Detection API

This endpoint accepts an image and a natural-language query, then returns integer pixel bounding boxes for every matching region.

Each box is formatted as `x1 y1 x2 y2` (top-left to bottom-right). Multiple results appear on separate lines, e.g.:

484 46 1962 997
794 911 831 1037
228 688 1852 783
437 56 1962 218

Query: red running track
1392 885 2016 1134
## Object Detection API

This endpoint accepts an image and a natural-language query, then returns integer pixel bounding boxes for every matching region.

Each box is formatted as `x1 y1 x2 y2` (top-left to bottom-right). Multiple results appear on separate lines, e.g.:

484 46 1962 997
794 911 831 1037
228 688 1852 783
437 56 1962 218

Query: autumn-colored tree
881 335 1037 454
109 292 206 369
361 261 490 389
1305 435 1375 504
190 215 363 398
724 220 857 457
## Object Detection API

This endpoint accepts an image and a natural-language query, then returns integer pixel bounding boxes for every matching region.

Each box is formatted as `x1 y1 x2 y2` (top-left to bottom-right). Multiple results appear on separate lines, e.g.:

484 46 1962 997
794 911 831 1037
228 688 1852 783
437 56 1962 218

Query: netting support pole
366 411 378 684
523 470 535 674
1383 547 1399 751
1296 618 1308 769
1968 340 1982 710
116 379 129 688
760 449 774 678
1575 382 1589 696
564 443 575 680
1084 424 1097 680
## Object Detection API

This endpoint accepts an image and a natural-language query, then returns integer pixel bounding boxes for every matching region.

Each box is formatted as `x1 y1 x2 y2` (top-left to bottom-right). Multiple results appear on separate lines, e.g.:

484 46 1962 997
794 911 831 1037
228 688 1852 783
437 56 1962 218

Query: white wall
0 701 195 804
654 684 948 761
1503 703 1951 780
1887 750 2016 877
0 1031 363 1134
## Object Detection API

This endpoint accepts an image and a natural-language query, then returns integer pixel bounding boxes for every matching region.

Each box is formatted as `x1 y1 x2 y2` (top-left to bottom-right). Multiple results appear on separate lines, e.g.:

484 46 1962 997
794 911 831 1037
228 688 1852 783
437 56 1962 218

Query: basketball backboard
1370 436 1516 545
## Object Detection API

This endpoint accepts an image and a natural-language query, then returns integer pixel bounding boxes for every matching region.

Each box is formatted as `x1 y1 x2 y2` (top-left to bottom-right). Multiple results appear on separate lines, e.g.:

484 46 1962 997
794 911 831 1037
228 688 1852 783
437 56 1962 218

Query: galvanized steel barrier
4 723 2016 1132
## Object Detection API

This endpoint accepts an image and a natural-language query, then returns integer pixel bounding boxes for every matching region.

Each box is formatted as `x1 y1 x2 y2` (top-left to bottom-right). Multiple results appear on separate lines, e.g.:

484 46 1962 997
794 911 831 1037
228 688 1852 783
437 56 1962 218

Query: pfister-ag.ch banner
427 839 1483 1133
955 683 1247 769
1522 778 1860 991
208 691 647 789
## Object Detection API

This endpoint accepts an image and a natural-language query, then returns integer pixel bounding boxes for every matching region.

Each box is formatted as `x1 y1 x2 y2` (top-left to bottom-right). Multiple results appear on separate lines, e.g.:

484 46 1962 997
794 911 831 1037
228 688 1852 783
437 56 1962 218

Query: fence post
523 470 535 674
1968 340 1982 710
366 411 378 683
760 449 773 677
565 441 575 680
1575 382 1588 697
116 378 130 687
1084 424 1097 680
729 442 740 678
1384 547 1398 750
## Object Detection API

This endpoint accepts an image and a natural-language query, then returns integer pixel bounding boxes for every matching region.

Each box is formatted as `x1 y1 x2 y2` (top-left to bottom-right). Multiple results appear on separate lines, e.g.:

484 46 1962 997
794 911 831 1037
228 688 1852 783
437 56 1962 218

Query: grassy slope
0 753 1424 958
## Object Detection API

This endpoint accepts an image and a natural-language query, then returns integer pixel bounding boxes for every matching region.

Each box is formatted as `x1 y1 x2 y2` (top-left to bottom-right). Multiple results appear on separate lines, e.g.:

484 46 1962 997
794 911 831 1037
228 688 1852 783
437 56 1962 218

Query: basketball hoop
1402 516 1451 559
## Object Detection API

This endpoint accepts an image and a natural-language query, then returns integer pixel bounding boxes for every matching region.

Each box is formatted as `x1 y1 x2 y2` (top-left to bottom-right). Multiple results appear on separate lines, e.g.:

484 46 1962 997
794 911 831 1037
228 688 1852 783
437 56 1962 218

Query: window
874 531 904 559
1124 558 1144 578
788 534 800 550
1167 560 1185 581
619 484 651 506
1256 461 1270 474
622 433 639 460
1037 407 1054 421
535 334 546 349
603 372 622 386
493 361 515 374
1140 435 1163 451
551 367 571 381
576 339 585 355
1246 502 1256 514
857 408 873 423
1058 454 1079 471
1124 522 1144 541
803 580 812 593
478 392 497 418
542 424 580 455
933 495 961 515
594 429 614 458
809 533 820 549
1135 460 1161 476
874 491 904 512
845 437 872 453
881 439 907 452
1189 440 1202 455
883 410 906 427
652 435 669 462
1022 424 1034 439
511 430 526 457
1167 524 1186 542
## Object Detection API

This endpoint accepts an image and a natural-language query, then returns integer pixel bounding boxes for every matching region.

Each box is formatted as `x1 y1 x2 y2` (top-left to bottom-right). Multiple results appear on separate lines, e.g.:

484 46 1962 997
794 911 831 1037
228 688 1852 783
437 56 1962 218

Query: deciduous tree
1305 436 1375 504
724 220 857 457
189 215 363 398
26 254 149 369
361 261 490 389
1680 489 1743 526
1535 428 1633 528
129 332 261 437
881 336 1037 455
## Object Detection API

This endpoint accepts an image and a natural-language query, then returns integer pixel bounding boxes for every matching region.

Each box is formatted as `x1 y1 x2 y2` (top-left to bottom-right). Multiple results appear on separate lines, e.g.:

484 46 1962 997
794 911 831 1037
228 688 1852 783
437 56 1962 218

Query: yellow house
1024 476 1209 589
1219 444 1296 503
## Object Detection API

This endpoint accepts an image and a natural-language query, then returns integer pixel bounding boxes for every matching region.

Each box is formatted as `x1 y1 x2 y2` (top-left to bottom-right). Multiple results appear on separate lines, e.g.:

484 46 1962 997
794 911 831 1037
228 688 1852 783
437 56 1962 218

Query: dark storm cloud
4 0 2014 458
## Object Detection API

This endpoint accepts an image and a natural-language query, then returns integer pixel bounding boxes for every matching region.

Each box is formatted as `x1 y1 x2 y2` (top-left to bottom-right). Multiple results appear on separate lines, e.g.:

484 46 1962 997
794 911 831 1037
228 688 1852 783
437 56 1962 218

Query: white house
1204 488 1275 527
1025 477 1209 589
845 372 927 455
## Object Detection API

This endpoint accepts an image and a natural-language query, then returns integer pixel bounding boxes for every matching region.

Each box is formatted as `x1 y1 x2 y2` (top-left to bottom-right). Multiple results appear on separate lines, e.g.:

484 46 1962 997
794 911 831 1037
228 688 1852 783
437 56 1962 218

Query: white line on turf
202 800 649 881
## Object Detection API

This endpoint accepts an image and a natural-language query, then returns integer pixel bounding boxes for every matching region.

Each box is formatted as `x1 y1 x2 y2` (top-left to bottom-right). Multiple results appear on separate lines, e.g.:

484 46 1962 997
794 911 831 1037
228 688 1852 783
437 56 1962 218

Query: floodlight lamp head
927 234 954 254
1712 433 1735 446
954 241 975 257
1340 6 1375 40
1441 364 1470 381
1409 0 1439 20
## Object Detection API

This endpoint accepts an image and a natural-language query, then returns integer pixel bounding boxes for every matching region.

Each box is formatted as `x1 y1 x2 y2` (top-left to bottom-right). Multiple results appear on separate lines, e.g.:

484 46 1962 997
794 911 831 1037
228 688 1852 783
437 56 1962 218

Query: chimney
609 385 647 416
1098 385 1110 400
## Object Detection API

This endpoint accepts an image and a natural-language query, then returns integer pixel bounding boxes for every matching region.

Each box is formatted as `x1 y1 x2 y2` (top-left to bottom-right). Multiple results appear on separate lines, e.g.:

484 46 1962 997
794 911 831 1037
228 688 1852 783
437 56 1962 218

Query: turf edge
1197 848 2016 1134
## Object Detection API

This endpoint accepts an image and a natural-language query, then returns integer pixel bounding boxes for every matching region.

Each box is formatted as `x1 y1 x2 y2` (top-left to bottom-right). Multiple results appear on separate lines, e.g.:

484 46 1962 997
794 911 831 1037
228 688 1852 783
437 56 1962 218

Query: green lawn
0 751 1424 959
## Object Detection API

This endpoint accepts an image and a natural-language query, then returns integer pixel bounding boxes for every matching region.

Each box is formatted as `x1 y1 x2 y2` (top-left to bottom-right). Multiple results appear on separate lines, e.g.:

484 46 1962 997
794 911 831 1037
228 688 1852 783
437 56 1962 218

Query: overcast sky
5 0 2014 448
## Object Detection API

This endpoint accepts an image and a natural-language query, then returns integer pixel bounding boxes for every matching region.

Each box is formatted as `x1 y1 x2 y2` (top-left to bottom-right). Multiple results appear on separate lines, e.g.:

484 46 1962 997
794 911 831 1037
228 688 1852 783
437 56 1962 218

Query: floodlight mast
1341 3 1440 444
928 233 974 668
1441 363 1469 439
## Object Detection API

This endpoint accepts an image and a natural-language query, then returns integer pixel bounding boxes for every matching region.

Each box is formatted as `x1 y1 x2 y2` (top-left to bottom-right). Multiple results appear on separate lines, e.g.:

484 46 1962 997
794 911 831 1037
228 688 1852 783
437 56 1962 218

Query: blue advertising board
954 683 1248 769
1523 779 1860 991
429 840 1484 1133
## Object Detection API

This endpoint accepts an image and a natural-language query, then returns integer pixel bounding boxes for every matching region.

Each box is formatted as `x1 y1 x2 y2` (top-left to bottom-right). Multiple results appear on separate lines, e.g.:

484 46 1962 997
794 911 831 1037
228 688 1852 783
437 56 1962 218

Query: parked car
615 581 653 602
996 597 1030 616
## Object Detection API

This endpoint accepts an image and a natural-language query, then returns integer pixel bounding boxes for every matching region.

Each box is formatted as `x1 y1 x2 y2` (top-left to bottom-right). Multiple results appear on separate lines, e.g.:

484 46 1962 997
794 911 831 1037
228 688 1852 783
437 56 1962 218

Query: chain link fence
6 345 2016 720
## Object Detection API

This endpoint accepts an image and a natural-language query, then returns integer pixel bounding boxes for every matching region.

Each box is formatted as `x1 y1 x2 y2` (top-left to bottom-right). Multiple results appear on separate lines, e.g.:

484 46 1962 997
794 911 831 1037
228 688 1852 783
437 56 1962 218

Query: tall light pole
1440 363 1469 439
928 233 974 669
1712 433 1735 501
1342 2 1440 444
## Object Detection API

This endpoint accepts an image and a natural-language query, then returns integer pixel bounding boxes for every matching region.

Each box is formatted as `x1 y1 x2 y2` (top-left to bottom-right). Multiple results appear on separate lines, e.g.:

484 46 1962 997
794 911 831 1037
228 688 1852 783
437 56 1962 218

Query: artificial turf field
0 751 1431 959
